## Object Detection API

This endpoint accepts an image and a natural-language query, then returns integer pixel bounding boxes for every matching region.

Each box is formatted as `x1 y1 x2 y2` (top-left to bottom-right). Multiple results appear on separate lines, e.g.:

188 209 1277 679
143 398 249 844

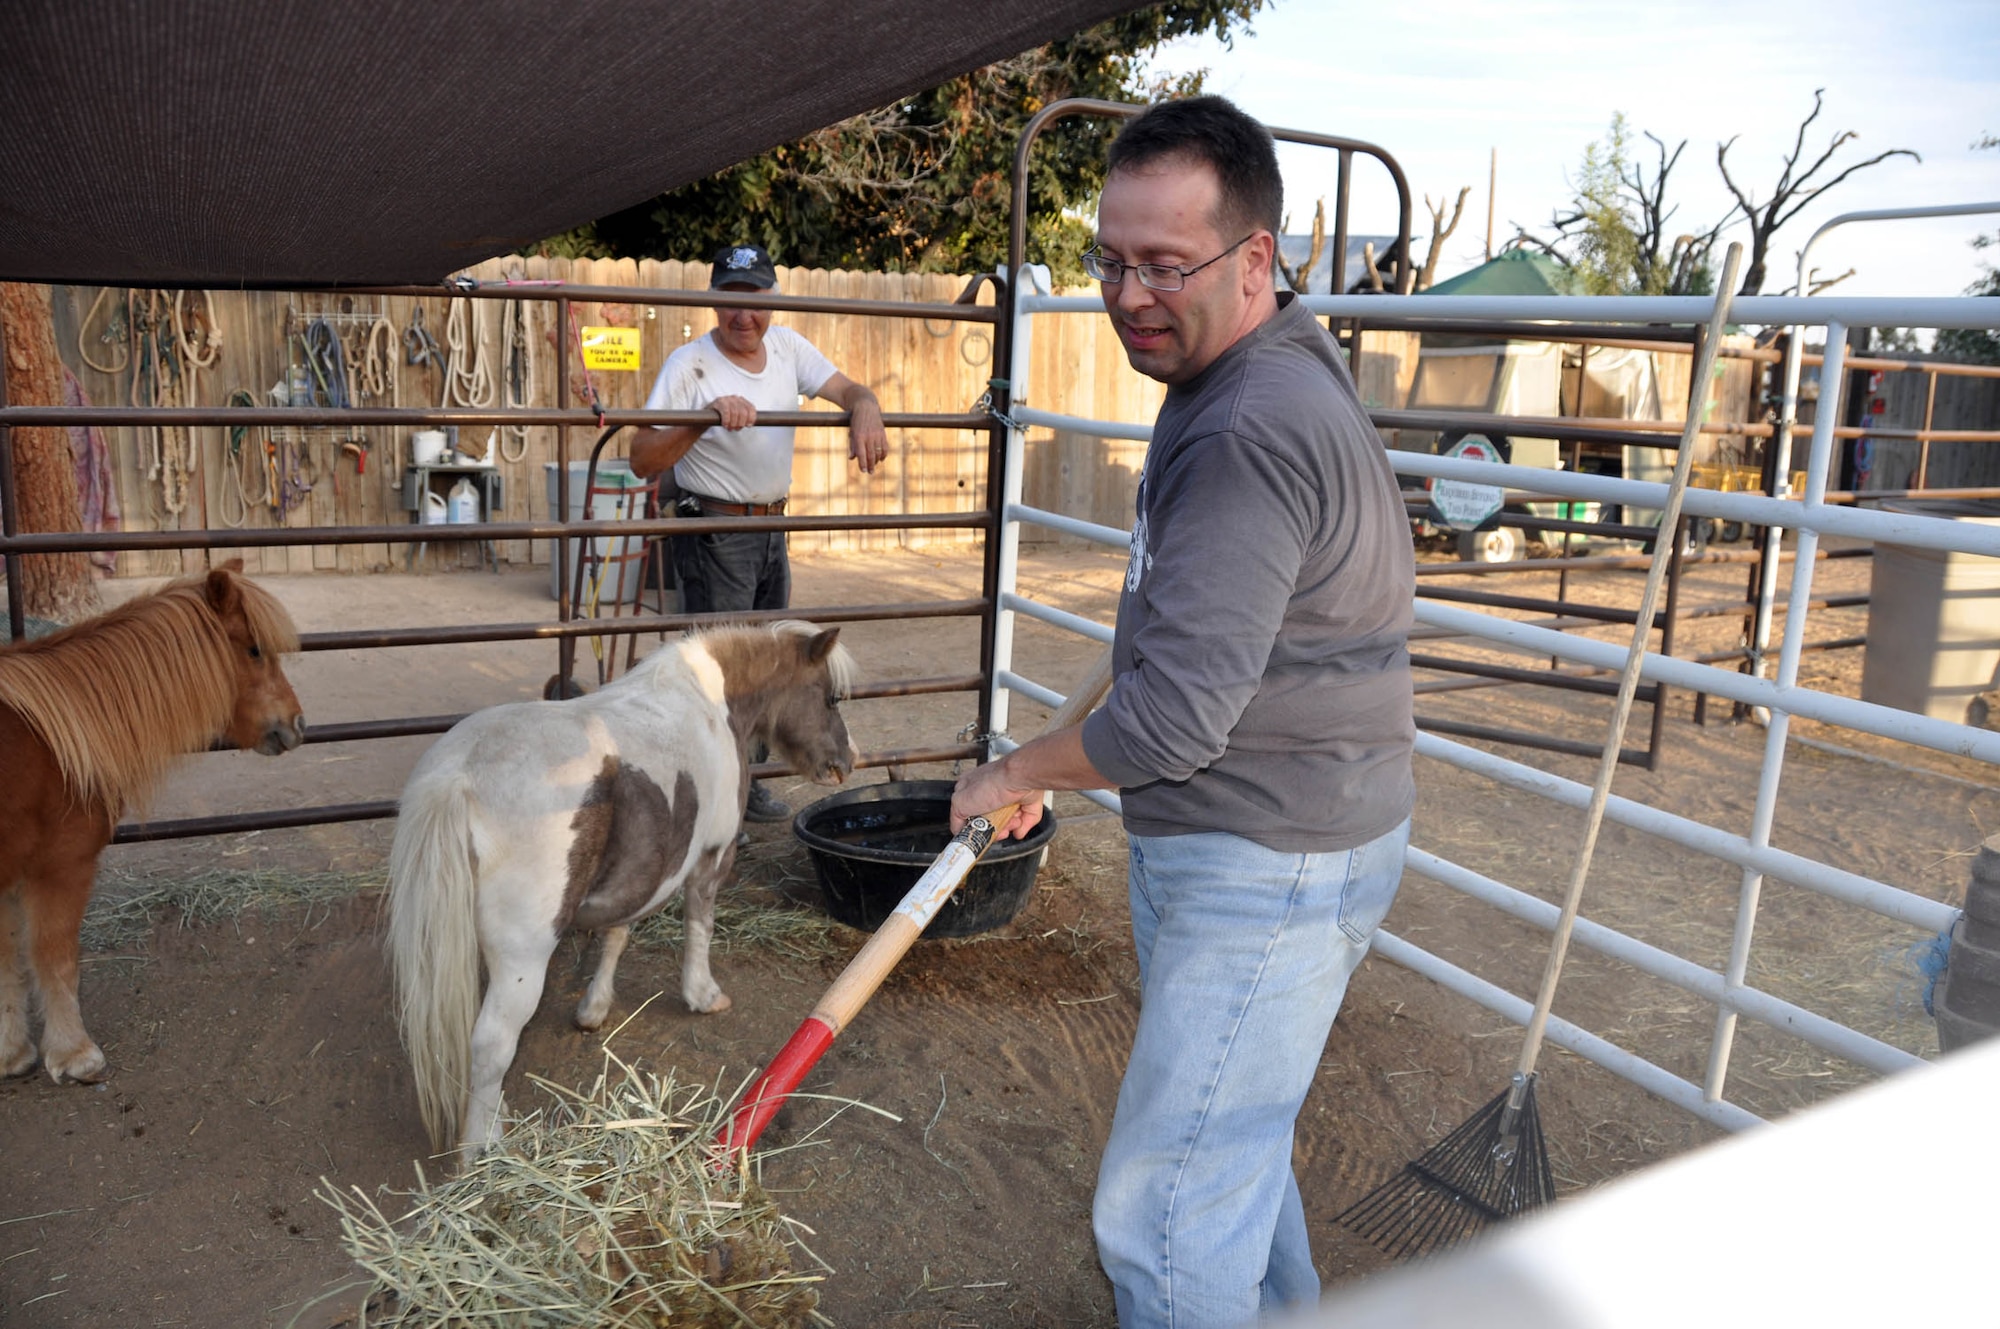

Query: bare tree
1626 133 1732 295
1360 241 1388 293
1416 187 1471 291
1718 88 1920 295
1802 266 1856 296
1276 197 1326 294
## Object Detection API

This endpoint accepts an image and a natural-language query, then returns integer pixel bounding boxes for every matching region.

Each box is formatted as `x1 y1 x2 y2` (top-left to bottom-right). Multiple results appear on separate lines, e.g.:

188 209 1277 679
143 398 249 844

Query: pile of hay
319 1055 827 1328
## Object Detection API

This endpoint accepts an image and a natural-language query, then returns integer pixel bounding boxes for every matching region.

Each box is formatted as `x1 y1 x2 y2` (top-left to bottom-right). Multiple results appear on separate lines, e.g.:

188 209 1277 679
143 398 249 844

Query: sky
1141 0 2000 304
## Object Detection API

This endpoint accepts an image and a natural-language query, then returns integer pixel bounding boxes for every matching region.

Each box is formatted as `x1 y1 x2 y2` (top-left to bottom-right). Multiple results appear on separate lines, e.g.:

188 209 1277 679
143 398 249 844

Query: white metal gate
987 286 2000 1133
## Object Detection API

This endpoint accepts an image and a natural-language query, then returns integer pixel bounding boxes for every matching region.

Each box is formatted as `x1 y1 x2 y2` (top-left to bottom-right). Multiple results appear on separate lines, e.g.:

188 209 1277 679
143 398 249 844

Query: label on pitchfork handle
890 817 994 926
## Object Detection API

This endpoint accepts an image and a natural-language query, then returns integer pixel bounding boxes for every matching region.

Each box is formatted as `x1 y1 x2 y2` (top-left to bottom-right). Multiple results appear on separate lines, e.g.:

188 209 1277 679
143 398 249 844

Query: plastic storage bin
1861 499 2000 724
543 460 652 600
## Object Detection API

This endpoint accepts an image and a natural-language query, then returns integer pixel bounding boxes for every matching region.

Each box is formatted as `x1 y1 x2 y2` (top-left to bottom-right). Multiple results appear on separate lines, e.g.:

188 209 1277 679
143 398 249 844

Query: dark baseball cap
709 243 777 290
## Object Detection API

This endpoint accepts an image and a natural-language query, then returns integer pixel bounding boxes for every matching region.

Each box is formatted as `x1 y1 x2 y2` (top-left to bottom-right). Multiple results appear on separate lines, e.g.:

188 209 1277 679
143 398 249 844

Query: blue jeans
1094 819 1410 1329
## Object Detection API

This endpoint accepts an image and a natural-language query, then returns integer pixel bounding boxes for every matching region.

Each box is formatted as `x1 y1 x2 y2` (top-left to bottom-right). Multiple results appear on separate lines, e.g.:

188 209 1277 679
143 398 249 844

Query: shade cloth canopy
2 0 1138 287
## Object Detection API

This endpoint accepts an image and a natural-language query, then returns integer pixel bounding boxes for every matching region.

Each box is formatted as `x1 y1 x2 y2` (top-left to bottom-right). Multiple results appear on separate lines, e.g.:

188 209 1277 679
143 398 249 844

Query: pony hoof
574 1001 612 1032
46 1044 108 1084
691 991 732 1015
2 1047 37 1078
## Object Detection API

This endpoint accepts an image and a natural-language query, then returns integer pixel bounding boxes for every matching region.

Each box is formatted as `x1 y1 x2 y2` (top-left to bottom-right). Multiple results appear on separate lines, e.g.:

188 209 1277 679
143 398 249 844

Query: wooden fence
57 261 1796 579
51 257 1006 578
46 260 1442 578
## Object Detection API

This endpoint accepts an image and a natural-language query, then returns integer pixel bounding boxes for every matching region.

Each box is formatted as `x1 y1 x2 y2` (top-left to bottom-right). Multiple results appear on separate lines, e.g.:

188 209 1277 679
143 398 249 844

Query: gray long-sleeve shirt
1079 295 1415 853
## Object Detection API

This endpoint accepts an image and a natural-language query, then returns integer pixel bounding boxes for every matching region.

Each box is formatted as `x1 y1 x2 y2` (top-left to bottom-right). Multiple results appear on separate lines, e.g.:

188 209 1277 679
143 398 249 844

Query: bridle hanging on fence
403 307 448 404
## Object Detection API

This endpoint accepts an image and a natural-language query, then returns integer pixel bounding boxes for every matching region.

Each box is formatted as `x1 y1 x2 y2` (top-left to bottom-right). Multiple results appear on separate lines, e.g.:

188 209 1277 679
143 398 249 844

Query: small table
401 463 504 571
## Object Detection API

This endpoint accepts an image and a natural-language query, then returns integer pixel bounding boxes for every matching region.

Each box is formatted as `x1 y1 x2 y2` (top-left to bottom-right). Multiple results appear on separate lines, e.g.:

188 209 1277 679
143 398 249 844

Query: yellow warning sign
579 326 642 371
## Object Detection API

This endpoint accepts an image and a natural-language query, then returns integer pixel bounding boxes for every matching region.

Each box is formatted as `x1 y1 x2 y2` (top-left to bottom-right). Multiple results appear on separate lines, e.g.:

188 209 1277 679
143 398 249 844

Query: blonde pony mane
0 569 300 814
673 618 858 699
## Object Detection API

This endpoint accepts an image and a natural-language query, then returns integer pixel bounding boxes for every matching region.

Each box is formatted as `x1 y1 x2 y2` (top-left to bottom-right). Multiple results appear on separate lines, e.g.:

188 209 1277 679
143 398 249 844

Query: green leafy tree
1509 114 1728 296
536 2 1264 280
1936 134 2000 366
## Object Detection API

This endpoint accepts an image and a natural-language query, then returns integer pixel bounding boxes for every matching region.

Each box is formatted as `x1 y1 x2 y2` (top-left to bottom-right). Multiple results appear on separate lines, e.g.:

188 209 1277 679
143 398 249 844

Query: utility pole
1485 148 1497 261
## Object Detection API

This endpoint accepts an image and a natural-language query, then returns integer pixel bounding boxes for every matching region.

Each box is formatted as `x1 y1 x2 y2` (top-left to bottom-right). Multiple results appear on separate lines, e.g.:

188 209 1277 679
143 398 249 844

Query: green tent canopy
1424 249 1579 297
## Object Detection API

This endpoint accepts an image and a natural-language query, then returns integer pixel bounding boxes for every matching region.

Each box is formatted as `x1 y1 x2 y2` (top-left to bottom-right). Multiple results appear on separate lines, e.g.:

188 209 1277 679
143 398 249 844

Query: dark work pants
671 526 790 616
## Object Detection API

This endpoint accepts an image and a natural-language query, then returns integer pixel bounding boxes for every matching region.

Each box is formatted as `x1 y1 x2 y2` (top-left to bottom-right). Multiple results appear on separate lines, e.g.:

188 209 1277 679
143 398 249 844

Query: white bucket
411 430 448 466
422 491 448 525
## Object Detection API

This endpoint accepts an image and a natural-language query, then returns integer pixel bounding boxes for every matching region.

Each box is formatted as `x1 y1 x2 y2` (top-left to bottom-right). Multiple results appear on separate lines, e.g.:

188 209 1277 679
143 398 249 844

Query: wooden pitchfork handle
719 646 1115 1156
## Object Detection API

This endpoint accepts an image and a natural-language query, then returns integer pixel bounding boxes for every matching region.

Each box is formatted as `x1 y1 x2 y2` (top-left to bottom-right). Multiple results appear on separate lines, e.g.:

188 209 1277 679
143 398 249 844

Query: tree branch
1276 197 1326 294
1716 136 1759 220
1417 186 1472 290
1770 147 1923 231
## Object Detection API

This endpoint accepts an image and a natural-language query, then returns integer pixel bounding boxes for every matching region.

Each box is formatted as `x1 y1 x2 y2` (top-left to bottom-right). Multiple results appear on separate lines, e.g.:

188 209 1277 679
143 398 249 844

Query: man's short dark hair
1106 96 1283 239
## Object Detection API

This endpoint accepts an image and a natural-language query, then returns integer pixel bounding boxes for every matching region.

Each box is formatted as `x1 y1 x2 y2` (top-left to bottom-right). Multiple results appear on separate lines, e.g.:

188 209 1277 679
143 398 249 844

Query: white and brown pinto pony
386 619 858 1159
0 561 304 1084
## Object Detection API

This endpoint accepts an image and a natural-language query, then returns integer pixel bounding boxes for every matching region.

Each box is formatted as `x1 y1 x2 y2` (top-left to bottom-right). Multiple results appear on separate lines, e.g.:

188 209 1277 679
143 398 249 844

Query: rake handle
1512 244 1745 1083
720 647 1113 1156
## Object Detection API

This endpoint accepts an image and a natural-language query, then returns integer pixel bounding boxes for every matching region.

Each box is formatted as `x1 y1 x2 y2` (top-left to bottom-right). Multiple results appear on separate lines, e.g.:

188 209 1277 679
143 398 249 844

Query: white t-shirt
643 325 838 503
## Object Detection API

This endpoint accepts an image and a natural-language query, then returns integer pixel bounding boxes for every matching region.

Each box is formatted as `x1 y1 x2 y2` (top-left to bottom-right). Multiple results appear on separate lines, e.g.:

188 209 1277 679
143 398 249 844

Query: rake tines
1336 1072 1556 1260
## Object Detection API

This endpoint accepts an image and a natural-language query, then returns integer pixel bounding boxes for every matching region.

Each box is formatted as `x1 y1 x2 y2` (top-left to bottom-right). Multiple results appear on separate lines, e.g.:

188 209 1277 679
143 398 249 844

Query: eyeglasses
1081 235 1254 291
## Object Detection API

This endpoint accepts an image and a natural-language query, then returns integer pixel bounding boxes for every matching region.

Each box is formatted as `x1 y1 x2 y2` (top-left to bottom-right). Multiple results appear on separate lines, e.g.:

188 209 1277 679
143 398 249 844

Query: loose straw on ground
317 1046 835 1328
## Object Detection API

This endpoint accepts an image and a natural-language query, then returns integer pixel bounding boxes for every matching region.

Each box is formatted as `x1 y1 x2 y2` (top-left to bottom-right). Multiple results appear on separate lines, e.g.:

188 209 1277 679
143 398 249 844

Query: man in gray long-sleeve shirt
952 96 1414 1329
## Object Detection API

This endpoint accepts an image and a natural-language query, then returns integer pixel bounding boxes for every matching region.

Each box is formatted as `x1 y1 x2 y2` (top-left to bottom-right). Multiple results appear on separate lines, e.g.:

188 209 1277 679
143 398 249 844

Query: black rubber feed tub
793 779 1058 938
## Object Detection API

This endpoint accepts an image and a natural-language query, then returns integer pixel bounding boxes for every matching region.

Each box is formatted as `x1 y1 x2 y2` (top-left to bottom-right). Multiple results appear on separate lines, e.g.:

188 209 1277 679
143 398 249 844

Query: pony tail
385 767 480 1153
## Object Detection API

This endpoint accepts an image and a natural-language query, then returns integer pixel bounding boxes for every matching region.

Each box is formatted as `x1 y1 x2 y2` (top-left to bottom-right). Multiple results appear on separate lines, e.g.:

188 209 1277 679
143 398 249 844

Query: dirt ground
3 540 1993 1327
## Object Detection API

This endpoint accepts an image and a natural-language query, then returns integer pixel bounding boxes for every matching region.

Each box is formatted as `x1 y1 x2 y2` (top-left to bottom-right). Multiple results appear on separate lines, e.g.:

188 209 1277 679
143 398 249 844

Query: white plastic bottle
446 477 479 524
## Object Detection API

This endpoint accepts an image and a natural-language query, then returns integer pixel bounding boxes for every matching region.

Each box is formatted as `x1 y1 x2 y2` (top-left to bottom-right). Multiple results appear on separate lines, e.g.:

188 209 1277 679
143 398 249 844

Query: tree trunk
1 282 101 626
1736 219 1770 296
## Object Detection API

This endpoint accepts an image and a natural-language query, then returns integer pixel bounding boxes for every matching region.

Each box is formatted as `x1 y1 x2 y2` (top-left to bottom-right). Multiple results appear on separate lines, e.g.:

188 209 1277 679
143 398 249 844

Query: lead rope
357 314 402 470
217 389 269 528
168 292 219 519
444 296 498 409
130 291 198 518
499 298 533 463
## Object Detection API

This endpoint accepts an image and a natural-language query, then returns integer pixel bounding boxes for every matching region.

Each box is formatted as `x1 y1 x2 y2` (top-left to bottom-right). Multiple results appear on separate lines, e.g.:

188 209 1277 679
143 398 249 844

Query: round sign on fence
1430 435 1507 530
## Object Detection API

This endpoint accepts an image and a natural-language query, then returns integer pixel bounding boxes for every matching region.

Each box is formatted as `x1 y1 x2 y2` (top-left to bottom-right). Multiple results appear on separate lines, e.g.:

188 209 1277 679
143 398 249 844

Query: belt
691 493 786 517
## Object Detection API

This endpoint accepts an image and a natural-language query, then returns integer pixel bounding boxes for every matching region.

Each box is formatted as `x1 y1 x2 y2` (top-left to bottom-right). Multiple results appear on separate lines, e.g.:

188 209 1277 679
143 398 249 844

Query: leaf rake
1339 244 1745 1258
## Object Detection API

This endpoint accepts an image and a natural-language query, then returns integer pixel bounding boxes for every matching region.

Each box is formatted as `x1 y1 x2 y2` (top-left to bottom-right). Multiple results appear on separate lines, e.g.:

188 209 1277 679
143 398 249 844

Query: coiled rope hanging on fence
444 296 498 409
76 287 130 375
170 292 221 519
172 291 222 374
356 313 402 471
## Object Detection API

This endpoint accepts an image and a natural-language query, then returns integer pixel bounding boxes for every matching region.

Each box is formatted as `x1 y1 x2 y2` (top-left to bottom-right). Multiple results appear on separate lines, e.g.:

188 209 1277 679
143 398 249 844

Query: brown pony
0 560 304 1083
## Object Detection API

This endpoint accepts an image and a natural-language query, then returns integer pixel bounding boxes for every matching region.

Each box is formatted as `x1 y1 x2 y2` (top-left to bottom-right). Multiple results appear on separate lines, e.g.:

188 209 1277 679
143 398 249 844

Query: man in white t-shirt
630 242 887 820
